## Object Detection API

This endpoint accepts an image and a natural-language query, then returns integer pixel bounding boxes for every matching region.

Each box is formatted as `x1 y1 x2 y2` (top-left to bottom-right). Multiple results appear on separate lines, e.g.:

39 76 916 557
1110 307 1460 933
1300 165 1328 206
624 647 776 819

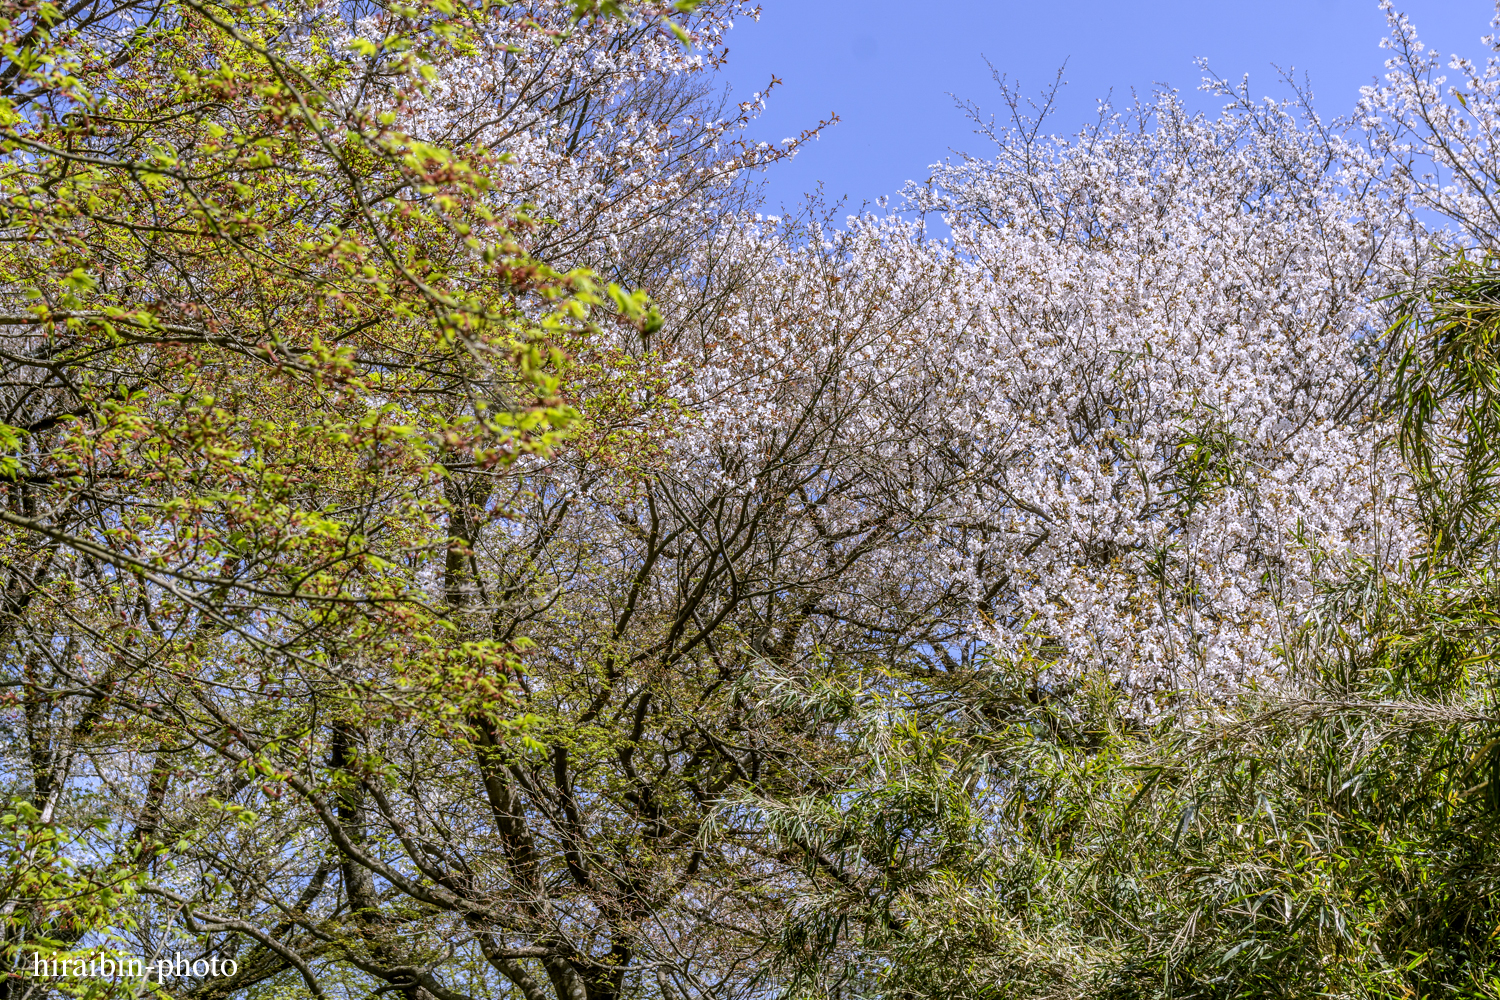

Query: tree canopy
4 2 1500 999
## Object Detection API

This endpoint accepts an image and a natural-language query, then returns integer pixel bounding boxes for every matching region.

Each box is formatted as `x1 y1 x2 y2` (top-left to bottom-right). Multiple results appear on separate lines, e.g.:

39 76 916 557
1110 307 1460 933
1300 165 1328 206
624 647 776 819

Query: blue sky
720 0 1494 212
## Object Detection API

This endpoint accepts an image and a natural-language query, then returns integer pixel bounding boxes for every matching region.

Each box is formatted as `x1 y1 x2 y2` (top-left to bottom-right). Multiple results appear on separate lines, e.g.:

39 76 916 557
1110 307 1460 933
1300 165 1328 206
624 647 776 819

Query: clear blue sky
720 0 1493 212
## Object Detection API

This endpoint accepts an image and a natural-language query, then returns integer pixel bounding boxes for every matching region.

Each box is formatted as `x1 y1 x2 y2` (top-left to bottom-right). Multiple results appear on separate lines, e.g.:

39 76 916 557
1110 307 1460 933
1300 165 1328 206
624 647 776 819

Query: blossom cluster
474 4 1500 711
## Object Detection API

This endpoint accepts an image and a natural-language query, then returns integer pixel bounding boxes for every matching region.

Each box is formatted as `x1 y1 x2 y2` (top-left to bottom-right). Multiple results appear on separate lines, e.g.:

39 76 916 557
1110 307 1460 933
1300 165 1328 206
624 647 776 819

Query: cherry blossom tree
744 7 1500 997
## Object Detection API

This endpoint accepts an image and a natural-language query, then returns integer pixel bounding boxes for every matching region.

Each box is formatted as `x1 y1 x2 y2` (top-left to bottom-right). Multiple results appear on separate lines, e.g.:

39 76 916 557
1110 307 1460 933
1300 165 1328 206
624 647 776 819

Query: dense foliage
4 1 1500 999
